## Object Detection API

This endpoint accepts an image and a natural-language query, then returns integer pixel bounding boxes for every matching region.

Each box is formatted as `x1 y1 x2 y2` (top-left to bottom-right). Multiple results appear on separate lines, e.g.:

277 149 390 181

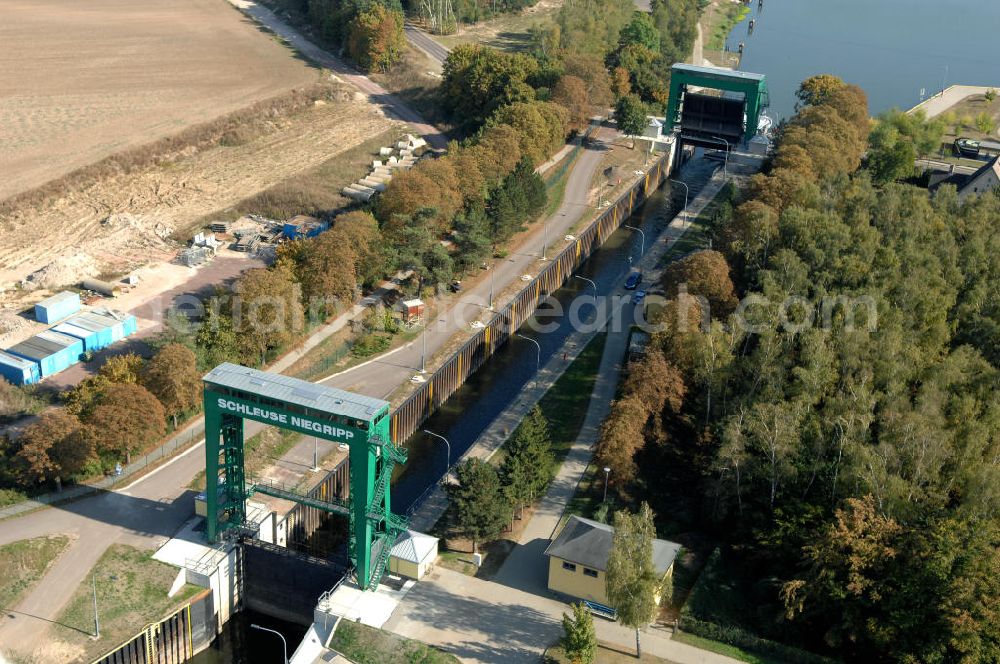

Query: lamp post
488 264 496 311
514 333 541 377
624 225 645 260
603 466 611 503
708 136 730 174
423 430 451 479
574 275 597 301
420 327 427 374
92 573 100 639
667 178 689 218
542 217 548 260
251 624 288 664
312 436 319 472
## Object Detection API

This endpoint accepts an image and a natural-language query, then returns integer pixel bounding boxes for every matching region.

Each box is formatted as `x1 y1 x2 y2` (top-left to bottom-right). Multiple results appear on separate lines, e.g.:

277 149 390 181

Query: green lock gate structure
203 363 407 590
664 63 769 146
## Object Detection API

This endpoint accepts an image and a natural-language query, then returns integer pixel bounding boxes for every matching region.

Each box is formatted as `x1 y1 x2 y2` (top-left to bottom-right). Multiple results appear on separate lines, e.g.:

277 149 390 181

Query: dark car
624 270 643 290
632 289 647 305
448 280 462 293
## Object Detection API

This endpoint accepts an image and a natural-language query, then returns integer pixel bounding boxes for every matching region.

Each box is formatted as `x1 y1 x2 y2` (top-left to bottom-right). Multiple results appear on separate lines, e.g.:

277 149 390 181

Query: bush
677 617 838 664
351 333 392 357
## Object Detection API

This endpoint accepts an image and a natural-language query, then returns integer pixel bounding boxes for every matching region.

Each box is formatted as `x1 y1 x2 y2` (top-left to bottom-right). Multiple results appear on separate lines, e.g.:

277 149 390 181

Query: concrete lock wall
91 590 215 664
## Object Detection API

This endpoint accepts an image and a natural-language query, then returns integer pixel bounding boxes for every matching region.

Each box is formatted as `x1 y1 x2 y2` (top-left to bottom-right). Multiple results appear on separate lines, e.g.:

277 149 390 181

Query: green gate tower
203 363 408 590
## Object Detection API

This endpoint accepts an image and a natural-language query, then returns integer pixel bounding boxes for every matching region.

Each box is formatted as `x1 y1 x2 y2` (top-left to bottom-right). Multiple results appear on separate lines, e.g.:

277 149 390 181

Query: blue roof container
283 215 330 240
7 330 84 378
34 291 81 324
0 351 41 386
52 309 138 352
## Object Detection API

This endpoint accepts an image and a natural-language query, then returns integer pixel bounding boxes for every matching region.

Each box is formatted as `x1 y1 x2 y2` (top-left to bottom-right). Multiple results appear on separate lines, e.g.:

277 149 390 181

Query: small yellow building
388 529 438 580
543 515 681 609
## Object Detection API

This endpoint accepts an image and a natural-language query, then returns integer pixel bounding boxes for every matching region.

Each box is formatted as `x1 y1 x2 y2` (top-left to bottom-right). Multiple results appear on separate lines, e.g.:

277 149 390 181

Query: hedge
677 616 838 664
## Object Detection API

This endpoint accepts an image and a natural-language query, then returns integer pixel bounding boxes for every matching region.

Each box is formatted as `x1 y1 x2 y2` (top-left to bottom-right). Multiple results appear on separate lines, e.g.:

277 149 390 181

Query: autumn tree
553 75 591 133
661 250 738 318
606 502 660 657
440 44 539 131
233 264 302 365
346 4 405 73
561 53 613 111
447 458 510 552
795 74 846 108
279 234 357 317
329 210 384 287
86 383 166 464
14 410 91 490
99 353 143 384
142 343 202 428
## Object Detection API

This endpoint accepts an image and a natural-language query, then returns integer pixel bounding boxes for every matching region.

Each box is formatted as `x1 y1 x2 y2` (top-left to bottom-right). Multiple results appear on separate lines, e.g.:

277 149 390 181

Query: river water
725 0 1000 119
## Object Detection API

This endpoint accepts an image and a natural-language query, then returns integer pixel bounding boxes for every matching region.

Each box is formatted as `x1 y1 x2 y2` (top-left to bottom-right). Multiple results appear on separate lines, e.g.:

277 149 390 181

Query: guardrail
389 151 672 445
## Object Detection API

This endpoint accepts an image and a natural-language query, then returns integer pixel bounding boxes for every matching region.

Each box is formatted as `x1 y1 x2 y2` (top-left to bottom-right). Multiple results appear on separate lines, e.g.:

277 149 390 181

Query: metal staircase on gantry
352 434 408 590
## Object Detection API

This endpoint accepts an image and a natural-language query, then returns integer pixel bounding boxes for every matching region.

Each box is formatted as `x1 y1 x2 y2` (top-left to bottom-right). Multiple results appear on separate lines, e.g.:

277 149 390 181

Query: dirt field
0 0 321 200
0 93 399 304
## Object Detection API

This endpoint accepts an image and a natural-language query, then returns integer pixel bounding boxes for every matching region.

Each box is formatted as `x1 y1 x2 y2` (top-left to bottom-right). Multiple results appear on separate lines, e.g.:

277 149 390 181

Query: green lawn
330 620 460 664
494 331 607 473
673 631 786 664
0 535 71 611
435 3 561 54
701 0 750 51
56 544 201 662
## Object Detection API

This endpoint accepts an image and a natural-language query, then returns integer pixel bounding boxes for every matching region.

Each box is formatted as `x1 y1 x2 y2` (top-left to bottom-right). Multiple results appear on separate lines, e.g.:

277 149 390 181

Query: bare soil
0 0 321 201
0 95 398 302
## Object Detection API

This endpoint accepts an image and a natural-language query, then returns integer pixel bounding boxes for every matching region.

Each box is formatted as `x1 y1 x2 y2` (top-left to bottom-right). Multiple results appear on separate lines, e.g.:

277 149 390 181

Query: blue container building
0 351 41 386
52 310 137 352
7 330 84 378
34 291 81 324
283 215 329 240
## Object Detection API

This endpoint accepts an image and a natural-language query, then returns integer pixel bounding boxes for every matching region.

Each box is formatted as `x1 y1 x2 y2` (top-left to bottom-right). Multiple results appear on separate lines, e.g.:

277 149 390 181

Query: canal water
724 0 1000 119
391 155 719 513
189 609 307 664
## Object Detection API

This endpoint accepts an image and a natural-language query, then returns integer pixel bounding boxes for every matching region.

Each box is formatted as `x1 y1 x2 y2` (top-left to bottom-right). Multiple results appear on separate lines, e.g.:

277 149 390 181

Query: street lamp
92 573 117 639
542 216 548 260
603 467 611 503
667 178 689 217
708 136 730 174
420 326 427 374
573 275 597 301
514 333 541 377
488 264 496 311
423 429 451 479
251 624 288 664
624 225 645 260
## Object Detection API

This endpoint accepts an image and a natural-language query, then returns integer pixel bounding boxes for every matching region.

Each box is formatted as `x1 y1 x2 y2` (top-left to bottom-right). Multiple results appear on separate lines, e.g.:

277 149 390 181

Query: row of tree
446 406 553 551
595 74 1000 662
0 343 201 491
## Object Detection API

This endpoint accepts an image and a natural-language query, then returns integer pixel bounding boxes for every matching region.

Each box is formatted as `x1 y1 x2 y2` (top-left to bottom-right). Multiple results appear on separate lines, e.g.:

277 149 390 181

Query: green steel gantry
203 363 408 590
664 63 769 145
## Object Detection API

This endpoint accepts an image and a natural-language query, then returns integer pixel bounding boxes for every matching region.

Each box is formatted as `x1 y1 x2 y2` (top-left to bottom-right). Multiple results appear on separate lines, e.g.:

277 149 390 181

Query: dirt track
0 0 320 200
0 96 398 298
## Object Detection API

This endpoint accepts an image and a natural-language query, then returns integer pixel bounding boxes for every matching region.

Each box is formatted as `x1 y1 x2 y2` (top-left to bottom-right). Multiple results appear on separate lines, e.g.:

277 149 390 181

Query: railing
389 151 672 445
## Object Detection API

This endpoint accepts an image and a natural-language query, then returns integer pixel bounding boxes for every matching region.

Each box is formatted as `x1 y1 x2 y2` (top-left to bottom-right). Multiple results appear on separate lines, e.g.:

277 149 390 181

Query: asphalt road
320 126 617 400
404 24 451 65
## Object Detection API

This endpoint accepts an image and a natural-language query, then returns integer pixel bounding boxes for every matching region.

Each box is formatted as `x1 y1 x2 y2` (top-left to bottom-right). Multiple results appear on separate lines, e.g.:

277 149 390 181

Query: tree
615 94 646 148
440 44 539 131
606 502 660 657
500 405 554 516
975 111 996 135
14 410 90 490
346 4 405 73
329 210 384 287
561 53 613 111
985 88 997 103
194 306 240 369
617 11 660 53
86 383 166 464
142 343 202 428
553 75 591 133
447 458 510 552
595 395 647 492
661 250 738 318
233 264 302 365
98 353 143 384
561 602 597 664
282 233 358 316
795 74 845 108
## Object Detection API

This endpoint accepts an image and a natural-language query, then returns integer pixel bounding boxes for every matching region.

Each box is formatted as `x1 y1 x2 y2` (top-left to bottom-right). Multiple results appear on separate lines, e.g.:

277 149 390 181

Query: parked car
448 280 462 293
632 289 647 305
624 270 643 290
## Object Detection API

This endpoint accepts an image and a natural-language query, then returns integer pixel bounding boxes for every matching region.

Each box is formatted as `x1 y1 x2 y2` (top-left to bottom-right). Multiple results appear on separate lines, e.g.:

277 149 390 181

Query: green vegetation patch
672 631 787 664
544 641 677 663
702 1 750 51
0 535 71 610
57 544 201 660
330 620 461 664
